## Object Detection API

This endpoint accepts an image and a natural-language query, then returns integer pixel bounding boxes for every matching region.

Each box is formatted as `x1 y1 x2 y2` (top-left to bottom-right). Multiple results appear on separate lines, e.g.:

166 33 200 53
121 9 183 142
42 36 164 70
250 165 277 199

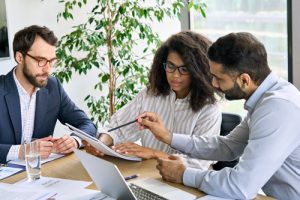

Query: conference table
1 152 274 200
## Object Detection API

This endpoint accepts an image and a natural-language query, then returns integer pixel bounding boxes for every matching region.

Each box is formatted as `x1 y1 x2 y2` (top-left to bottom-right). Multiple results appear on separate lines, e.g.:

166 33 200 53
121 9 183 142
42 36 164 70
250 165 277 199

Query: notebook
74 149 196 200
66 123 141 161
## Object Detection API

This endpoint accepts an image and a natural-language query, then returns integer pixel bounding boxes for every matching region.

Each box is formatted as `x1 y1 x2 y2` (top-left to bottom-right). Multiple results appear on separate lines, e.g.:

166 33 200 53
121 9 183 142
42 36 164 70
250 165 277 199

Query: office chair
212 112 242 170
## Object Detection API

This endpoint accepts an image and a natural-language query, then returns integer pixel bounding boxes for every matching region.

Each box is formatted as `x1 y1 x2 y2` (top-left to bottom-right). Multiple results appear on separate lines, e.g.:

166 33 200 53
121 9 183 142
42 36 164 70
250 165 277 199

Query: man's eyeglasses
163 62 189 75
25 53 57 68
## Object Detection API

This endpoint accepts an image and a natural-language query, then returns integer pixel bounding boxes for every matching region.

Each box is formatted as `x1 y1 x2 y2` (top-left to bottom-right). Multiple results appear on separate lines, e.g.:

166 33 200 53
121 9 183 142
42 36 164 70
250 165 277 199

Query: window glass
190 0 287 116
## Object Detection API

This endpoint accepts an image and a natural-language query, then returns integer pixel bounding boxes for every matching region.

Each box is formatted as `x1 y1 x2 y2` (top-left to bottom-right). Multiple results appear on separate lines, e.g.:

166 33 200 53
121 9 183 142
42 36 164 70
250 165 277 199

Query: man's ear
15 52 24 64
238 73 252 89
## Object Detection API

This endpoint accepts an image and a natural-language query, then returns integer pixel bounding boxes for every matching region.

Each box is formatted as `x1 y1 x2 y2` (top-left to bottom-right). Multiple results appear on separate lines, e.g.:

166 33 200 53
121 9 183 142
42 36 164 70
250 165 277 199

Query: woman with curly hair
85 31 221 168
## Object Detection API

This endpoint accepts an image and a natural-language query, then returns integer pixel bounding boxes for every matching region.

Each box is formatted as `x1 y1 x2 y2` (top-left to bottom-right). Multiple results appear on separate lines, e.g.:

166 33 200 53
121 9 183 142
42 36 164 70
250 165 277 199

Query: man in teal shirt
137 32 300 199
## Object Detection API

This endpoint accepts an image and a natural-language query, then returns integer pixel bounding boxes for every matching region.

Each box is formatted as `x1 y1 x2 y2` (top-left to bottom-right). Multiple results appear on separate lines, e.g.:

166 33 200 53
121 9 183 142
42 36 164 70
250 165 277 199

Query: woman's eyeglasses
26 53 57 68
163 62 189 75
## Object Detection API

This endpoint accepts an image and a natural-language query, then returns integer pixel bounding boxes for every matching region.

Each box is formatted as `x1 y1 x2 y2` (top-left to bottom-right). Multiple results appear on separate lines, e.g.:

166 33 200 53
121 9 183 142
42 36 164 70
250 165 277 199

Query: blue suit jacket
0 69 97 163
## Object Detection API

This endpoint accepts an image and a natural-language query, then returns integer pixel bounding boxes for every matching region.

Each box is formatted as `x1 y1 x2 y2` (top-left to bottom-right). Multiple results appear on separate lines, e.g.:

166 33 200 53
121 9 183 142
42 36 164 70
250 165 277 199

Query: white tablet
66 123 142 162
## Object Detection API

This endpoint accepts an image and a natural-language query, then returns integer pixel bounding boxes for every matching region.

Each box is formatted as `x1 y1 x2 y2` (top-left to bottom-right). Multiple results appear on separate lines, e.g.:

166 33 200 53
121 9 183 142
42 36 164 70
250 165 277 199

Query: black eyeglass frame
163 62 190 75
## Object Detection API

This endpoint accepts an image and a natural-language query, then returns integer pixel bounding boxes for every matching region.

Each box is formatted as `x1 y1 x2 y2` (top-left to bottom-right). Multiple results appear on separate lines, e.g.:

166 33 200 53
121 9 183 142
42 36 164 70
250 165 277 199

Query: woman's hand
112 142 160 159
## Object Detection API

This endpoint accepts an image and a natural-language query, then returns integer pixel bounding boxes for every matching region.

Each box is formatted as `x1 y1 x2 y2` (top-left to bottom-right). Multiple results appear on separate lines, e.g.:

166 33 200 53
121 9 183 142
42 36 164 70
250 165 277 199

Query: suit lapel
4 69 22 143
33 88 48 138
5 93 22 143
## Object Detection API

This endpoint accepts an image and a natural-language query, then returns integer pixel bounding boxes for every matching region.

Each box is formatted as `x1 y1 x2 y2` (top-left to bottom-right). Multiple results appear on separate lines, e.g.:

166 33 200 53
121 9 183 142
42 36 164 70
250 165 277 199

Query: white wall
0 0 181 135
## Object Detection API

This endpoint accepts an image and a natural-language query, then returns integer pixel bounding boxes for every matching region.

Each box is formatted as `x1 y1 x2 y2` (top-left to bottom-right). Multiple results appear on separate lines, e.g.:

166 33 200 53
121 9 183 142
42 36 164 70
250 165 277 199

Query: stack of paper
0 166 23 180
14 176 116 200
0 182 56 200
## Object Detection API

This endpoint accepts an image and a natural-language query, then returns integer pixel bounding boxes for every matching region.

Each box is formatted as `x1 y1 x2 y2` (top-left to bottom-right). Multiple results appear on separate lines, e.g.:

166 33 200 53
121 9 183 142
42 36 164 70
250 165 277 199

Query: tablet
66 123 142 162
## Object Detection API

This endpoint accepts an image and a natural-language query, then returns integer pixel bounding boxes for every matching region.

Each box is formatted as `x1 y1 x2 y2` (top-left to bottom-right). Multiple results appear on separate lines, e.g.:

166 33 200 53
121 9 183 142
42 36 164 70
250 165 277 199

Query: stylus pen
107 119 138 132
124 174 139 181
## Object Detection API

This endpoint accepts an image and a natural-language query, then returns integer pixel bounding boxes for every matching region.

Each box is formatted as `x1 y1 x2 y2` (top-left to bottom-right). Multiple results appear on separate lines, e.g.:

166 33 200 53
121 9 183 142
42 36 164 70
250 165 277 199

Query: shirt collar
170 89 191 102
244 72 279 112
13 68 39 96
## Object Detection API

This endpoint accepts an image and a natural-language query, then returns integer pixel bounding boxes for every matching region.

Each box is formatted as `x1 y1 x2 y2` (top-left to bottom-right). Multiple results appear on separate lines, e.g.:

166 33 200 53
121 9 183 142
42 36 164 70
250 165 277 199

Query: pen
44 192 57 200
108 119 138 132
124 174 139 181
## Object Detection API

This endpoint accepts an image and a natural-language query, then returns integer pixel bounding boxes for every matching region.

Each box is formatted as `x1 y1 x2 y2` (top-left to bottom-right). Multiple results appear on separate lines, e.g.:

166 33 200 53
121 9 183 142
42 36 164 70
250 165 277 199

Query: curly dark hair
147 31 217 112
208 32 271 85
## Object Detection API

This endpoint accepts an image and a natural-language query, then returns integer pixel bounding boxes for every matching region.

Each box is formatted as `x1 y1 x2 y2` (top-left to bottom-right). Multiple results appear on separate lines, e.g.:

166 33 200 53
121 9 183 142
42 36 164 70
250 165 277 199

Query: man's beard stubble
23 63 49 88
223 81 247 100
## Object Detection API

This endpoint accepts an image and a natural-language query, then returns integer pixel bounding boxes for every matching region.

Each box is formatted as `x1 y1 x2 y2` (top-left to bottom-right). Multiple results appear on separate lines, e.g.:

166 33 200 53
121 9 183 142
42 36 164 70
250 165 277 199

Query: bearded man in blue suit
0 25 96 163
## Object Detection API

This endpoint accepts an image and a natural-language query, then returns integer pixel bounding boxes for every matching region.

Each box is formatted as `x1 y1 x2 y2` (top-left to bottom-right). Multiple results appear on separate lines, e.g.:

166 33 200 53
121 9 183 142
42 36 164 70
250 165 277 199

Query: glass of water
24 141 41 181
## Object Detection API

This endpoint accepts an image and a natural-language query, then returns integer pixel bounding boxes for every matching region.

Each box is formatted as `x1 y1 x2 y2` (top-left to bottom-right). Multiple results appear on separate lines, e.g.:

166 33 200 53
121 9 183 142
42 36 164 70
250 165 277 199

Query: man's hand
112 142 165 159
52 135 77 154
19 145 25 160
83 133 113 157
19 136 54 160
39 141 54 159
137 112 172 145
156 154 187 184
83 140 105 156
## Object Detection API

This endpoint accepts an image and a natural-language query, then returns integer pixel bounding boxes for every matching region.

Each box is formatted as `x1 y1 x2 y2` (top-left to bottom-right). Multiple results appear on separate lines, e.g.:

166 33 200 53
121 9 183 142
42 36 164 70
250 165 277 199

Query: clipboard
65 123 142 162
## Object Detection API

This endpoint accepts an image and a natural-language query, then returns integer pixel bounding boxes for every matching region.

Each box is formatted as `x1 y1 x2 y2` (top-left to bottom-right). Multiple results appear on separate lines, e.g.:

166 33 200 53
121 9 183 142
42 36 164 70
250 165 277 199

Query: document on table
0 182 56 200
8 153 64 166
15 176 92 199
0 166 23 180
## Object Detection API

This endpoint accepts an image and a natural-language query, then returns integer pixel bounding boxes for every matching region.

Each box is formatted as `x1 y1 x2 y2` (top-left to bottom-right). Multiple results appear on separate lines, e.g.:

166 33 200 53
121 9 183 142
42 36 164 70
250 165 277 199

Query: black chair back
212 112 242 170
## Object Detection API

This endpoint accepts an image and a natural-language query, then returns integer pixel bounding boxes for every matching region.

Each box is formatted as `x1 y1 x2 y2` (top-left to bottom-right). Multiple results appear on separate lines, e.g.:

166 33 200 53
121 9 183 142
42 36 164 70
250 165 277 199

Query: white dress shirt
6 69 38 161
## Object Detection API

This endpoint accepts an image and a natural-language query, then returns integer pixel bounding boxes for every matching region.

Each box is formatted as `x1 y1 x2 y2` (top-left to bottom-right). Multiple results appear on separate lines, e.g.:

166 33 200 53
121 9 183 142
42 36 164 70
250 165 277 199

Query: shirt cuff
103 131 117 145
71 136 82 148
7 145 21 161
183 167 204 188
171 133 190 153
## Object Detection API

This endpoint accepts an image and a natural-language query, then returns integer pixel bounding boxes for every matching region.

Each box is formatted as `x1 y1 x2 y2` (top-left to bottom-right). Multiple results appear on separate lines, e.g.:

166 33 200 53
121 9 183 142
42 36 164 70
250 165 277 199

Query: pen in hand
107 119 138 132
124 174 139 181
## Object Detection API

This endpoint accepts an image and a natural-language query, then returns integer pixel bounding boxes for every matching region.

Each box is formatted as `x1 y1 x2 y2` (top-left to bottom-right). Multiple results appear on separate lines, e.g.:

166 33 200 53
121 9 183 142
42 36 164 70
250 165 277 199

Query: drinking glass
24 141 41 181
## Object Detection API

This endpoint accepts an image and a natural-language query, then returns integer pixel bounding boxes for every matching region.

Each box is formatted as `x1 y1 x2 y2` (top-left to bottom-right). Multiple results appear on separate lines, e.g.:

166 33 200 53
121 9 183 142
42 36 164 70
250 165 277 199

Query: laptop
74 149 196 200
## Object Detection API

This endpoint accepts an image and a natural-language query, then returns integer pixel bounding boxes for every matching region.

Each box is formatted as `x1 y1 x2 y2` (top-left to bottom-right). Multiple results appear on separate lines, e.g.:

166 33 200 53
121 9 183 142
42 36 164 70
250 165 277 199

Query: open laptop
74 149 196 200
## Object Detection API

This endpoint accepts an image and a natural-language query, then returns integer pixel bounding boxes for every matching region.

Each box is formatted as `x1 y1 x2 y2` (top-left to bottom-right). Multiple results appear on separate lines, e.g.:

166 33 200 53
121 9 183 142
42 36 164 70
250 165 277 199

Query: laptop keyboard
129 183 168 200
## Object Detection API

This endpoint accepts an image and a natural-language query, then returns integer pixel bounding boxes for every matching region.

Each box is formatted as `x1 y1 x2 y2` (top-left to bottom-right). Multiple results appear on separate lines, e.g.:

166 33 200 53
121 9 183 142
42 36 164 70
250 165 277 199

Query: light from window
190 0 287 116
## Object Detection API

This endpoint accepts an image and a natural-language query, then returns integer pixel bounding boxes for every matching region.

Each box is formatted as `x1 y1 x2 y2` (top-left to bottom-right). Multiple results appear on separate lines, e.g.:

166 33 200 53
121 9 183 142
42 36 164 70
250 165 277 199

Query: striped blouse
105 88 222 169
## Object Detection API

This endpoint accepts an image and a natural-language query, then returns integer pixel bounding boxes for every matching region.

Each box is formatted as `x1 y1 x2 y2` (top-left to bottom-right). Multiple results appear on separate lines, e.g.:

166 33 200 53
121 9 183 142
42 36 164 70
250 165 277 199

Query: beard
23 63 49 88
223 81 247 100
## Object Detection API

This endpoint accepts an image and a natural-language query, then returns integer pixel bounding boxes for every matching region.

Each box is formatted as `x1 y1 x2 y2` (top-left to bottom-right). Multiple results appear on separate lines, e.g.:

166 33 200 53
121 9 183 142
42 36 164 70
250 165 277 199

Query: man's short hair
13 25 58 59
208 32 271 85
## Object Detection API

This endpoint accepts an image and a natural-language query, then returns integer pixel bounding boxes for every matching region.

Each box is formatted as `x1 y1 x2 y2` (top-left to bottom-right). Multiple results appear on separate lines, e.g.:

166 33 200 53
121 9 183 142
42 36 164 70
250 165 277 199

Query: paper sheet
15 176 92 199
0 166 23 180
8 153 64 166
0 182 56 200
